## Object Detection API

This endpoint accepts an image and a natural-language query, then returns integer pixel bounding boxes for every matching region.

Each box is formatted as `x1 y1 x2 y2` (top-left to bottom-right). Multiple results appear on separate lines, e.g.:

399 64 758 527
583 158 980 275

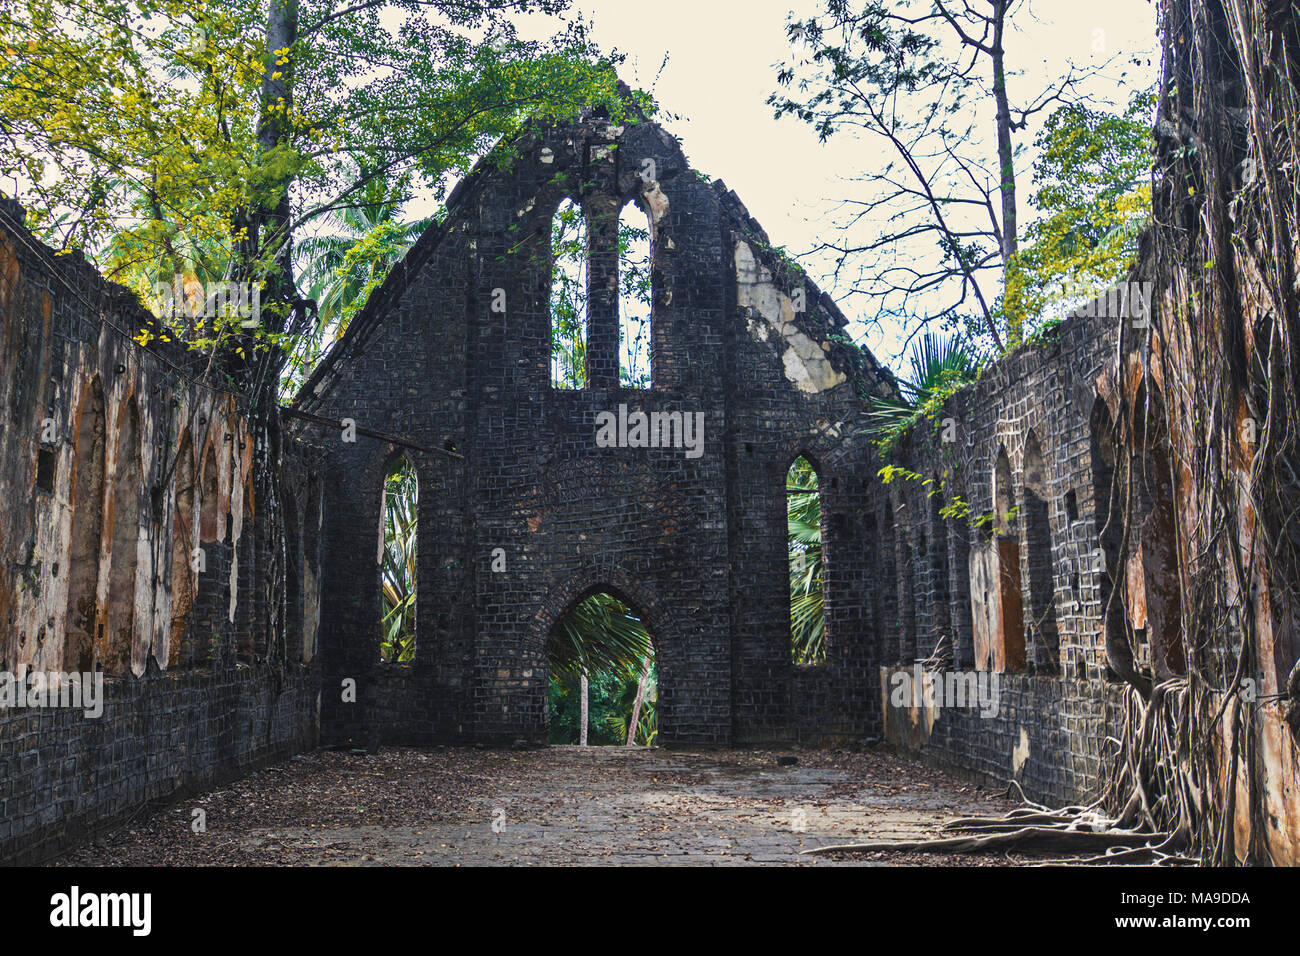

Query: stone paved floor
52 745 1038 866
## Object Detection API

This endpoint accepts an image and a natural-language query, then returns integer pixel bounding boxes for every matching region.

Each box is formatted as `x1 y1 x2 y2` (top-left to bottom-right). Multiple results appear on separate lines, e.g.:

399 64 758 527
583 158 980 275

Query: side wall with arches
0 198 323 864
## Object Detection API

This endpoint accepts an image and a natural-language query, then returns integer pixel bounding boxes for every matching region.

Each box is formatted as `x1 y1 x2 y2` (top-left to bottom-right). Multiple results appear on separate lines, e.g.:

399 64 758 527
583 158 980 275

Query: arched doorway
546 586 658 746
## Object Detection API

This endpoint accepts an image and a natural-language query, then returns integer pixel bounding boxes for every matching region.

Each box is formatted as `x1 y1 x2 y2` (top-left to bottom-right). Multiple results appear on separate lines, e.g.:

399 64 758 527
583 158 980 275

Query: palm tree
287 173 432 395
548 591 656 745
867 332 981 434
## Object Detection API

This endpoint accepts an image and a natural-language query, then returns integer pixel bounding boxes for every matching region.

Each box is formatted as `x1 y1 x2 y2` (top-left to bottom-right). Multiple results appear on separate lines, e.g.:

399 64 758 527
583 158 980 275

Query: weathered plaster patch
1012 726 1031 777
640 179 670 226
735 240 845 394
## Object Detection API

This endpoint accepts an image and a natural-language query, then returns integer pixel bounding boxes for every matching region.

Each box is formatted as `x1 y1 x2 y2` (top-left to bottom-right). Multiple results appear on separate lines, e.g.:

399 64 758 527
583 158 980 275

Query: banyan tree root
804 685 1206 864
803 804 1176 860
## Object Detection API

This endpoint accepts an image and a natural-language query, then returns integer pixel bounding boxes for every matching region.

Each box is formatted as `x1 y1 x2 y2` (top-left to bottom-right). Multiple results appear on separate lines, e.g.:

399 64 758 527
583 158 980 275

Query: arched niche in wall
928 478 954 663
65 377 107 673
168 430 196 668
1022 431 1060 666
1090 396 1142 686
104 399 142 675
192 443 222 666
302 477 323 664
1132 380 1184 678
990 445 1026 671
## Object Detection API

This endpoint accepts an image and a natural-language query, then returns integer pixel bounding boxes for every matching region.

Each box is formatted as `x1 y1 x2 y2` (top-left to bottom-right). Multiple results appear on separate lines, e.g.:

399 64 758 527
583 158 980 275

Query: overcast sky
511 0 1162 371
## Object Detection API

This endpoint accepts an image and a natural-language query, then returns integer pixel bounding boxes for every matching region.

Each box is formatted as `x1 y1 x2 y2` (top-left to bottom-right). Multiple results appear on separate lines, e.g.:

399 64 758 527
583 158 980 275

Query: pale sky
510 0 1162 371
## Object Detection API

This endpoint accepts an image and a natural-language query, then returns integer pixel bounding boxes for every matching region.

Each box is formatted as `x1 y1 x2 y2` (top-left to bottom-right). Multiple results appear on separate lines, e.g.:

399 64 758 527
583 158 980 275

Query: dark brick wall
0 666 317 865
296 108 899 749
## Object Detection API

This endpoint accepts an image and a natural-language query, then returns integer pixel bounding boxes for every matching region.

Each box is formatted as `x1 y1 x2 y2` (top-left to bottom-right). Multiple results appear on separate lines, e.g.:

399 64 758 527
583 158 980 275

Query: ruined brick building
2 72 1297 863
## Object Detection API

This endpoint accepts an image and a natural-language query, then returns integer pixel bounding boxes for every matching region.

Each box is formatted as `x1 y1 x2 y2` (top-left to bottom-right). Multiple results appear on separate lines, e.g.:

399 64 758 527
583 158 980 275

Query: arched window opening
1091 397 1125 682
879 505 900 664
1132 382 1184 677
550 198 588 389
787 456 825 665
65 378 106 672
380 455 417 662
994 447 1016 535
283 488 303 662
168 433 195 668
617 202 652 388
105 400 142 675
991 445 1026 671
897 499 918 664
547 590 656 746
302 480 323 664
199 447 220 544
928 483 954 664
1022 432 1059 666
237 478 259 662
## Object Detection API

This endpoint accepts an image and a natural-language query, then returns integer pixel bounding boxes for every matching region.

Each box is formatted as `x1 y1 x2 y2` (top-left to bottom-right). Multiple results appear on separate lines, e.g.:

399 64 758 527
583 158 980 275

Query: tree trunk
626 655 652 746
989 0 1019 338
579 672 589 746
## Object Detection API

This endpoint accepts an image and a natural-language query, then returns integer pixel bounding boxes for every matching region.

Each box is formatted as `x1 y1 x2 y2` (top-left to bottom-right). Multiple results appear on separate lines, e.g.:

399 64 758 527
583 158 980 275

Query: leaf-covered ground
50 746 1054 866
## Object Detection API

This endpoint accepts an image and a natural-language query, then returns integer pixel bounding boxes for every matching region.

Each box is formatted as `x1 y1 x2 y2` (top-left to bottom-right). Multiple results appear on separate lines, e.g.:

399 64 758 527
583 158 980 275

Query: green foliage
867 332 980 457
549 591 652 681
549 657 658 746
1001 89 1155 336
2 0 630 386
286 168 432 395
380 456 417 663
788 456 824 666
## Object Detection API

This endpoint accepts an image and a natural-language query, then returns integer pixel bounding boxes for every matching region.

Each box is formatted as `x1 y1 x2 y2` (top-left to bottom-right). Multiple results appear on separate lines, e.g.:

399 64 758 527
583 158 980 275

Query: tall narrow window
105 400 141 675
380 455 417 662
617 202 652 388
65 378 106 672
550 199 588 389
787 456 824 665
1022 432 1059 665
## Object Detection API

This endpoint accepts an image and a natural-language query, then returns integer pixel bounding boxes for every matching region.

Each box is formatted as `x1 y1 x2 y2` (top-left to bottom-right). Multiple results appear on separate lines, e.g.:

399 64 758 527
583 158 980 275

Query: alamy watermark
1069 280 1154 325
151 273 261 329
595 403 705 459
0 667 103 718
888 664 1001 718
